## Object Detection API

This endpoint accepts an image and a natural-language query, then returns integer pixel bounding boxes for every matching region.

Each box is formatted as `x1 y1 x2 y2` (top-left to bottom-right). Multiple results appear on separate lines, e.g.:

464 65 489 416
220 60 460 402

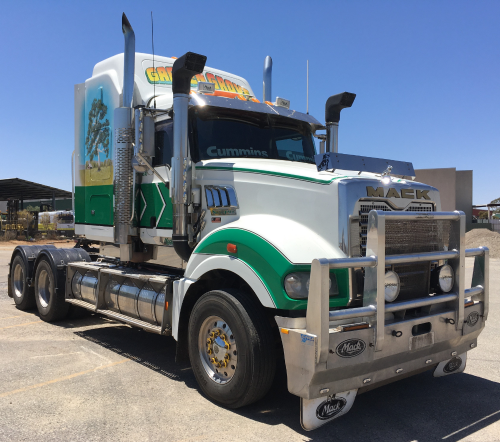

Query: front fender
186 254 276 308
188 228 349 310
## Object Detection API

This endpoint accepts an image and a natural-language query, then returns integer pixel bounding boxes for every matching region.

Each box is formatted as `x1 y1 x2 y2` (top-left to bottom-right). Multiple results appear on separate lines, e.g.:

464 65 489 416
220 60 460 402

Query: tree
490 197 500 214
85 90 110 171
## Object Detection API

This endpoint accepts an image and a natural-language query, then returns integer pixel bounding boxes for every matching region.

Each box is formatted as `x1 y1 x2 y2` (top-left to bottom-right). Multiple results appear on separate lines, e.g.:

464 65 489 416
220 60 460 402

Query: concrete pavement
0 244 499 441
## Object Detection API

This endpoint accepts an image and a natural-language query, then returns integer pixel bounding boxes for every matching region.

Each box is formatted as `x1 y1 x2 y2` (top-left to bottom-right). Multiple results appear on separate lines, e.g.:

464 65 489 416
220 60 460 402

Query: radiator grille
349 200 460 302
393 262 430 300
352 202 437 258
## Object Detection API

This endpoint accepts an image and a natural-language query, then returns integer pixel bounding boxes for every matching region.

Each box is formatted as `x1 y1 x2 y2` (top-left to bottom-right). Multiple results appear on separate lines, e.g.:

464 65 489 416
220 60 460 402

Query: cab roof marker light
197 82 215 94
275 97 290 109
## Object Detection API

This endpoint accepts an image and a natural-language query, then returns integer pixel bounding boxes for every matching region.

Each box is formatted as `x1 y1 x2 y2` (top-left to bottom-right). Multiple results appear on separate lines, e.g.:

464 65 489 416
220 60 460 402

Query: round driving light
384 271 400 302
438 265 454 293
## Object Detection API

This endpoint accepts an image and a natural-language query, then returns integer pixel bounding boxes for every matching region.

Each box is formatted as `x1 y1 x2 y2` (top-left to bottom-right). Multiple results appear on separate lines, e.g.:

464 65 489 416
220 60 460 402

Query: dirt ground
466 229 500 259
0 239 74 248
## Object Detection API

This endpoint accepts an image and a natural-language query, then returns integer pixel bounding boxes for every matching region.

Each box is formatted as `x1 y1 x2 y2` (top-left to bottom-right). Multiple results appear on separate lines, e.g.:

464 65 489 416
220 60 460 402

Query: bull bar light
431 264 455 293
384 270 400 302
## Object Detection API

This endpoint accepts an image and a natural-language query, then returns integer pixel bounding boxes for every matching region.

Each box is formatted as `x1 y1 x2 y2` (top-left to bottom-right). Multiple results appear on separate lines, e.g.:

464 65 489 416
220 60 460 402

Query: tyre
188 289 276 409
34 259 69 322
11 255 36 310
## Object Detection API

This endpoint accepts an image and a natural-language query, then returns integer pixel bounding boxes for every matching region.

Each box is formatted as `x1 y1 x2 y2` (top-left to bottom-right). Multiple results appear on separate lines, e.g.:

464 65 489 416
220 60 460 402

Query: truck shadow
234 363 500 442
72 318 500 441
73 319 198 388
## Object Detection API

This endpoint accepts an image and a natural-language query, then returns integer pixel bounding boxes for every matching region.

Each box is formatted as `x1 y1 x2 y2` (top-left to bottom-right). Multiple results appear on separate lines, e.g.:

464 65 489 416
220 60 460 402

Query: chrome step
96 309 162 334
66 298 96 311
65 297 163 334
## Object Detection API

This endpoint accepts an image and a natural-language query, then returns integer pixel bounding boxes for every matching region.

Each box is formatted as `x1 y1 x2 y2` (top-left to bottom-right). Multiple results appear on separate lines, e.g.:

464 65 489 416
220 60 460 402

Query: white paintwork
172 278 197 340
140 228 173 245
193 157 440 266
91 53 255 109
75 224 114 242
185 254 276 308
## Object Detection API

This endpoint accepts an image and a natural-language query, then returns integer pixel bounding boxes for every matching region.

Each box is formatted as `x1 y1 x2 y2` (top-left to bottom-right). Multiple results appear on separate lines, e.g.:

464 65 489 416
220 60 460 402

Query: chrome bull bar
306 210 489 364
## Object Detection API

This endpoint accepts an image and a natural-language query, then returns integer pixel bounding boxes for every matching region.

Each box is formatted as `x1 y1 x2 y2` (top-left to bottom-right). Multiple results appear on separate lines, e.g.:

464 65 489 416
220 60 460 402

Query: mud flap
433 352 467 377
300 389 357 431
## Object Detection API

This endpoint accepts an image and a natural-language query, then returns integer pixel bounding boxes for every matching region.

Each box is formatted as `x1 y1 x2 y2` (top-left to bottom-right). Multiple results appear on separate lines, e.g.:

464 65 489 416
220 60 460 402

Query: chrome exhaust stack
171 52 207 261
114 13 136 259
263 56 272 102
325 92 356 153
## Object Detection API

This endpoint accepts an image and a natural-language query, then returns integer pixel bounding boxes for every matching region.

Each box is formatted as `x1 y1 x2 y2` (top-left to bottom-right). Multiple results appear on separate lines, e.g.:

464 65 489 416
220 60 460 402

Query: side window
153 120 173 167
274 129 315 163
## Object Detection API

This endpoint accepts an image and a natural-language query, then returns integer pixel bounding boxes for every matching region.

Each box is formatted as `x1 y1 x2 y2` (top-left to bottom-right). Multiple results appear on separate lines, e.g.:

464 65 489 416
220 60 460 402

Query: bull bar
278 210 489 402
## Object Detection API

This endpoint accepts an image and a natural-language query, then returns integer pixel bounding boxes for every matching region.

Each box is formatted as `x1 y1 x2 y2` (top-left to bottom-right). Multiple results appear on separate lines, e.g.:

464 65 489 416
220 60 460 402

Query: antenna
151 11 156 109
306 60 309 114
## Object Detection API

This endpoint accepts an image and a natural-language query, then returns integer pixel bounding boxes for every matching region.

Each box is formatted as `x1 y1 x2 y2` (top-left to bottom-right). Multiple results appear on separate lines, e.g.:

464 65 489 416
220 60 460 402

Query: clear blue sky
0 0 498 204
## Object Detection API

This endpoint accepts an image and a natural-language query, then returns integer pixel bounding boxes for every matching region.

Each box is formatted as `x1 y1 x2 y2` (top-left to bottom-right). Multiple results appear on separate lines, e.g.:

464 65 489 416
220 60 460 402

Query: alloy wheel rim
198 315 238 385
38 269 51 308
13 263 24 298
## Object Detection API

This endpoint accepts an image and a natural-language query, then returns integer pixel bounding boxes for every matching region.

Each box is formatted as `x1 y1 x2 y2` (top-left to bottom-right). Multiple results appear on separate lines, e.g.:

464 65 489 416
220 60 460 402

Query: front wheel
188 289 276 409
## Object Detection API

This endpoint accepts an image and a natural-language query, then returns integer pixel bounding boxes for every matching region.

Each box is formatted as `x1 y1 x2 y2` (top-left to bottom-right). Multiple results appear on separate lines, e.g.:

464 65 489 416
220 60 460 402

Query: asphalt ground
0 244 499 442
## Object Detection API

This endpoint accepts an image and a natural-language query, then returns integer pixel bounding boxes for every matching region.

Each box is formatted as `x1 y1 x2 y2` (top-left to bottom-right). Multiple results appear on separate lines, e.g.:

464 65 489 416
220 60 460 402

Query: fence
477 218 500 233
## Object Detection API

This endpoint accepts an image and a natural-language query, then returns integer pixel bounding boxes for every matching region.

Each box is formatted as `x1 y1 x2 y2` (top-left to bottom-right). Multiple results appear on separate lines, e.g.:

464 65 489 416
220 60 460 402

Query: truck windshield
190 107 316 164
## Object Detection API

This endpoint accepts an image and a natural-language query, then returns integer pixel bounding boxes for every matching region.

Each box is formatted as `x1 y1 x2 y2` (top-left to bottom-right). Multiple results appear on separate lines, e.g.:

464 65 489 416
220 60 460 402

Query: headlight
437 264 454 293
284 272 338 299
384 270 400 302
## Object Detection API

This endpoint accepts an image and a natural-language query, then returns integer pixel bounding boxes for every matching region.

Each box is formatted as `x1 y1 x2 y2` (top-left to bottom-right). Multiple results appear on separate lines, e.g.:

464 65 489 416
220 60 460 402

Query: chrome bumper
278 210 489 400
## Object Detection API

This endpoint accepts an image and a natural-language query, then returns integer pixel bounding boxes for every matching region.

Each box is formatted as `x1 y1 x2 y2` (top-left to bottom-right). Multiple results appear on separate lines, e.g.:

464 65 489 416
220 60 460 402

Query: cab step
65 298 163 334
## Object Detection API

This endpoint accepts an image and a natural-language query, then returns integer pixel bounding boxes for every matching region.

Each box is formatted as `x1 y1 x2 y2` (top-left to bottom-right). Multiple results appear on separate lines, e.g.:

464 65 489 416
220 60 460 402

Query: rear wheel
34 260 69 322
11 255 36 310
188 289 276 408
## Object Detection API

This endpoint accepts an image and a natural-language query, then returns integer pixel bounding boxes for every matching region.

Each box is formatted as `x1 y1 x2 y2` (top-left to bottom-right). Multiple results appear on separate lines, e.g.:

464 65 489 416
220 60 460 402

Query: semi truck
8 14 490 430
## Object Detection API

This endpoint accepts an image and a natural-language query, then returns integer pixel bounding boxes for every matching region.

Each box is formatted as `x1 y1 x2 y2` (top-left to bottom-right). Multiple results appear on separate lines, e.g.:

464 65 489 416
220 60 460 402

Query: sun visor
315 152 415 178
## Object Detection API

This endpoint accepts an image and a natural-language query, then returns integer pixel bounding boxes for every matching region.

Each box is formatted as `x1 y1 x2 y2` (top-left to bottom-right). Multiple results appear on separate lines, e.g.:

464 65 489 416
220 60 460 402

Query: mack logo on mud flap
466 311 480 327
316 397 347 420
336 339 366 358
443 357 462 373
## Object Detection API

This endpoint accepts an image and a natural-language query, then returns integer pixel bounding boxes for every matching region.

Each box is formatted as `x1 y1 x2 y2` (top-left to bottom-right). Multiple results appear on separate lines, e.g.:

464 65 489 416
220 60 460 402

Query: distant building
415 168 472 222
0 178 72 213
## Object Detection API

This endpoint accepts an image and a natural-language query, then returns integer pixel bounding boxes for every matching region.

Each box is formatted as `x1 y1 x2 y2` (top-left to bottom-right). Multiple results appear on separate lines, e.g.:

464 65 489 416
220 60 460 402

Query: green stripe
138 183 173 229
194 228 349 310
196 165 348 185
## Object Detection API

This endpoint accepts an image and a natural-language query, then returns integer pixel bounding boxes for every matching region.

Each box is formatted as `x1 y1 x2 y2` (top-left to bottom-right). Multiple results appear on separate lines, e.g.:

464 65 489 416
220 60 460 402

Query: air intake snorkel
325 92 356 153
171 52 207 262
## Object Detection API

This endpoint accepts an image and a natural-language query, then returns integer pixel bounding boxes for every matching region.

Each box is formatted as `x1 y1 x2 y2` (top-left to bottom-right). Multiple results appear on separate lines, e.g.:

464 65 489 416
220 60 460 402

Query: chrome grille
393 262 430 300
350 200 459 303
353 202 436 258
